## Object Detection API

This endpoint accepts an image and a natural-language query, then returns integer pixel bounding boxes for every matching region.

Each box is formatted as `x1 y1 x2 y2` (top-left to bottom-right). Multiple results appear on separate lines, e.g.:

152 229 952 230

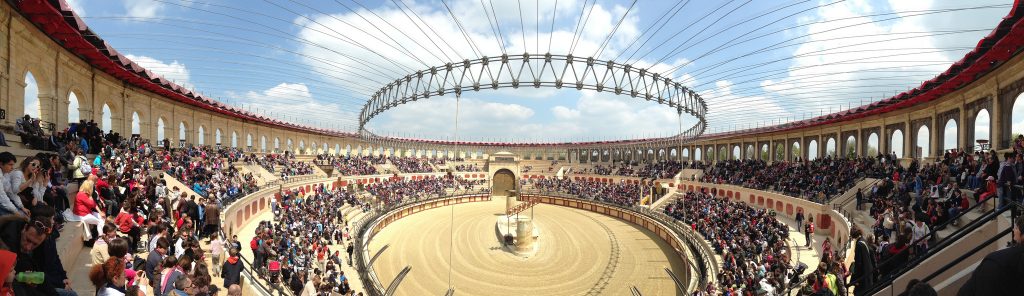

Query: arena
1 1 1024 296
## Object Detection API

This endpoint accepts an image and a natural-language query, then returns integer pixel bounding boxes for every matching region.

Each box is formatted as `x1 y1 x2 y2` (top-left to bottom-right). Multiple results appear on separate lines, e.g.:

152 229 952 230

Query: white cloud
226 83 357 130
709 0 1011 130
123 0 165 19
288 0 701 140
66 0 86 16
365 96 541 141
125 54 192 89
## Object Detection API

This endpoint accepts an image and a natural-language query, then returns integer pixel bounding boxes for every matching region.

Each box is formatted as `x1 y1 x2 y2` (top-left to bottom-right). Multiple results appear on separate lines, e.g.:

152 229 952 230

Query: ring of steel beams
358 53 707 144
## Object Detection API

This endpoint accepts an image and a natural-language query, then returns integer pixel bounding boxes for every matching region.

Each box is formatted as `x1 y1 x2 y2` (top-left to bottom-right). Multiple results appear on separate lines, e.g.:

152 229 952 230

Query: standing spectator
804 216 815 248
856 188 865 210
849 226 875 295
202 198 219 239
996 152 1017 209
145 238 168 288
221 248 243 289
346 242 354 266
796 209 805 230
210 233 225 267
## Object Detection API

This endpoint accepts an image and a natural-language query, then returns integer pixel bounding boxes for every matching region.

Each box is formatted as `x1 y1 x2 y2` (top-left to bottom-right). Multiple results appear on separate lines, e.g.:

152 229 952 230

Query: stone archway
492 169 517 197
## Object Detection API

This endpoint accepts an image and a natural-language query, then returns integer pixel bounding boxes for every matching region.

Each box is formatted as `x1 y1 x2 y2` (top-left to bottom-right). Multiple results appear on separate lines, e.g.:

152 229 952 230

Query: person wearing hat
977 176 997 203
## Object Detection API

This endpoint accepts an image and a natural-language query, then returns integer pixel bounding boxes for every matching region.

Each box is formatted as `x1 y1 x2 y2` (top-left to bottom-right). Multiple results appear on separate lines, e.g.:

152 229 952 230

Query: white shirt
912 223 929 245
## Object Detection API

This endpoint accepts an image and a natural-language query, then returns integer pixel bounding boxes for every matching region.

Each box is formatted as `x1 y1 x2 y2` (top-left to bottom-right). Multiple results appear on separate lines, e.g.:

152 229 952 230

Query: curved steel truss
358 53 707 144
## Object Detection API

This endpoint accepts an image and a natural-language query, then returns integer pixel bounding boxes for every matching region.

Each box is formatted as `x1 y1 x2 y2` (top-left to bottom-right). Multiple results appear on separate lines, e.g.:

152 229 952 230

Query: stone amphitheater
1 1 1023 296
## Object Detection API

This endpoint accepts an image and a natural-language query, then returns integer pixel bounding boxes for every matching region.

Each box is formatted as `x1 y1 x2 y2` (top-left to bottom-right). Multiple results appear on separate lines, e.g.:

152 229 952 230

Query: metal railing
350 186 718 295
353 189 492 296
861 200 1015 295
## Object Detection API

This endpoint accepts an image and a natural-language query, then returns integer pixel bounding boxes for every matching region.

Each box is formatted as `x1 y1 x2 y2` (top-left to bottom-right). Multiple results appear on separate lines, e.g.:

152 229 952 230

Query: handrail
521 189 718 291
860 193 995 287
833 178 883 210
862 202 1011 295
216 226 283 296
353 190 492 296
353 189 716 295
899 227 1013 296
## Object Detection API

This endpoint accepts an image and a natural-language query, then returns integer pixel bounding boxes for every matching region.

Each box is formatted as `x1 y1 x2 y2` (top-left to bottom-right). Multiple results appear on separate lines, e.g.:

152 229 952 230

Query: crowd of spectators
615 160 683 179
0 120 258 295
569 161 683 179
701 157 895 203
317 155 381 176
452 163 482 172
164 147 260 206
387 157 434 173
664 190 796 295
251 184 365 295
245 153 315 177
365 176 483 206
525 178 643 207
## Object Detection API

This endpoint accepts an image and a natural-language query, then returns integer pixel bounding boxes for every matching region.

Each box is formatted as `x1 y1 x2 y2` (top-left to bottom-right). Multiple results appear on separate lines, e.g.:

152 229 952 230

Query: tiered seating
664 190 794 295
525 178 642 206
387 156 434 173
244 153 316 177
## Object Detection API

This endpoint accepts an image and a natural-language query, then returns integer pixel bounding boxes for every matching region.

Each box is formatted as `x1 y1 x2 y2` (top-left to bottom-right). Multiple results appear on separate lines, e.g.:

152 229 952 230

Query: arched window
178 122 187 143
157 118 165 140
975 109 990 148
197 126 206 145
68 92 80 123
808 140 818 160
917 126 930 158
130 112 141 135
101 104 112 132
944 119 958 151
867 133 879 157
826 138 836 157
890 130 903 158
23 72 40 119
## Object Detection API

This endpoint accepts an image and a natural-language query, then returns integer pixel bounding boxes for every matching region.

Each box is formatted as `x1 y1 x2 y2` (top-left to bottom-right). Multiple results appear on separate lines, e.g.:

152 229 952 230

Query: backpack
78 156 92 175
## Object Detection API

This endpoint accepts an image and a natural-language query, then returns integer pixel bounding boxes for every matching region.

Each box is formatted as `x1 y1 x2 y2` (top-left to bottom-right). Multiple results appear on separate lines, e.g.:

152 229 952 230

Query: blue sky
21 0 1023 147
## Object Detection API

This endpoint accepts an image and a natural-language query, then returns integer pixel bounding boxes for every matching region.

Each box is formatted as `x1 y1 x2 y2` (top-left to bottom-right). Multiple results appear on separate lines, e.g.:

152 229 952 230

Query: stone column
991 89 1003 150
959 102 968 151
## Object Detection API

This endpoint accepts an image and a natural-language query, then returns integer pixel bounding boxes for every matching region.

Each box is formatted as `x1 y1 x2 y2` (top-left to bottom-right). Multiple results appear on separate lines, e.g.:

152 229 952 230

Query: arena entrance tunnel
492 169 516 196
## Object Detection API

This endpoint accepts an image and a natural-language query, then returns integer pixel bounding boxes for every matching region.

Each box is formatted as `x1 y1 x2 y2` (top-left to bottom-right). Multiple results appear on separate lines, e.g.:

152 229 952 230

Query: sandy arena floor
367 197 688 296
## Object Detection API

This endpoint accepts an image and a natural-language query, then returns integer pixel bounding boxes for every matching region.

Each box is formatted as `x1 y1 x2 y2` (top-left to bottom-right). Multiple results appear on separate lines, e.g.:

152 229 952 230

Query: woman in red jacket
978 176 998 202
74 180 106 240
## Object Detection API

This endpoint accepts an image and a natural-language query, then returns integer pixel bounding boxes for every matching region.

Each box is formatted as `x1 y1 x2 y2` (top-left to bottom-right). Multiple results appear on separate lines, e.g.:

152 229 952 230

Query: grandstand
1 0 1024 296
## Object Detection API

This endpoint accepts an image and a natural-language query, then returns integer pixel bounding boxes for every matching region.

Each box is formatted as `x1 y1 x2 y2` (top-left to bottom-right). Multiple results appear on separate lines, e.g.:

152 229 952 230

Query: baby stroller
268 260 281 285
787 262 808 290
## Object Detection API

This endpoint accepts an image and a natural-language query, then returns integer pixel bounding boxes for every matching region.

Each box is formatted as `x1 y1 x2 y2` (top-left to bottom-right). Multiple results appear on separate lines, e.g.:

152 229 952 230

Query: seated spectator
73 180 105 240
663 190 791 293
89 257 126 296
15 115 45 150
0 206 68 295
